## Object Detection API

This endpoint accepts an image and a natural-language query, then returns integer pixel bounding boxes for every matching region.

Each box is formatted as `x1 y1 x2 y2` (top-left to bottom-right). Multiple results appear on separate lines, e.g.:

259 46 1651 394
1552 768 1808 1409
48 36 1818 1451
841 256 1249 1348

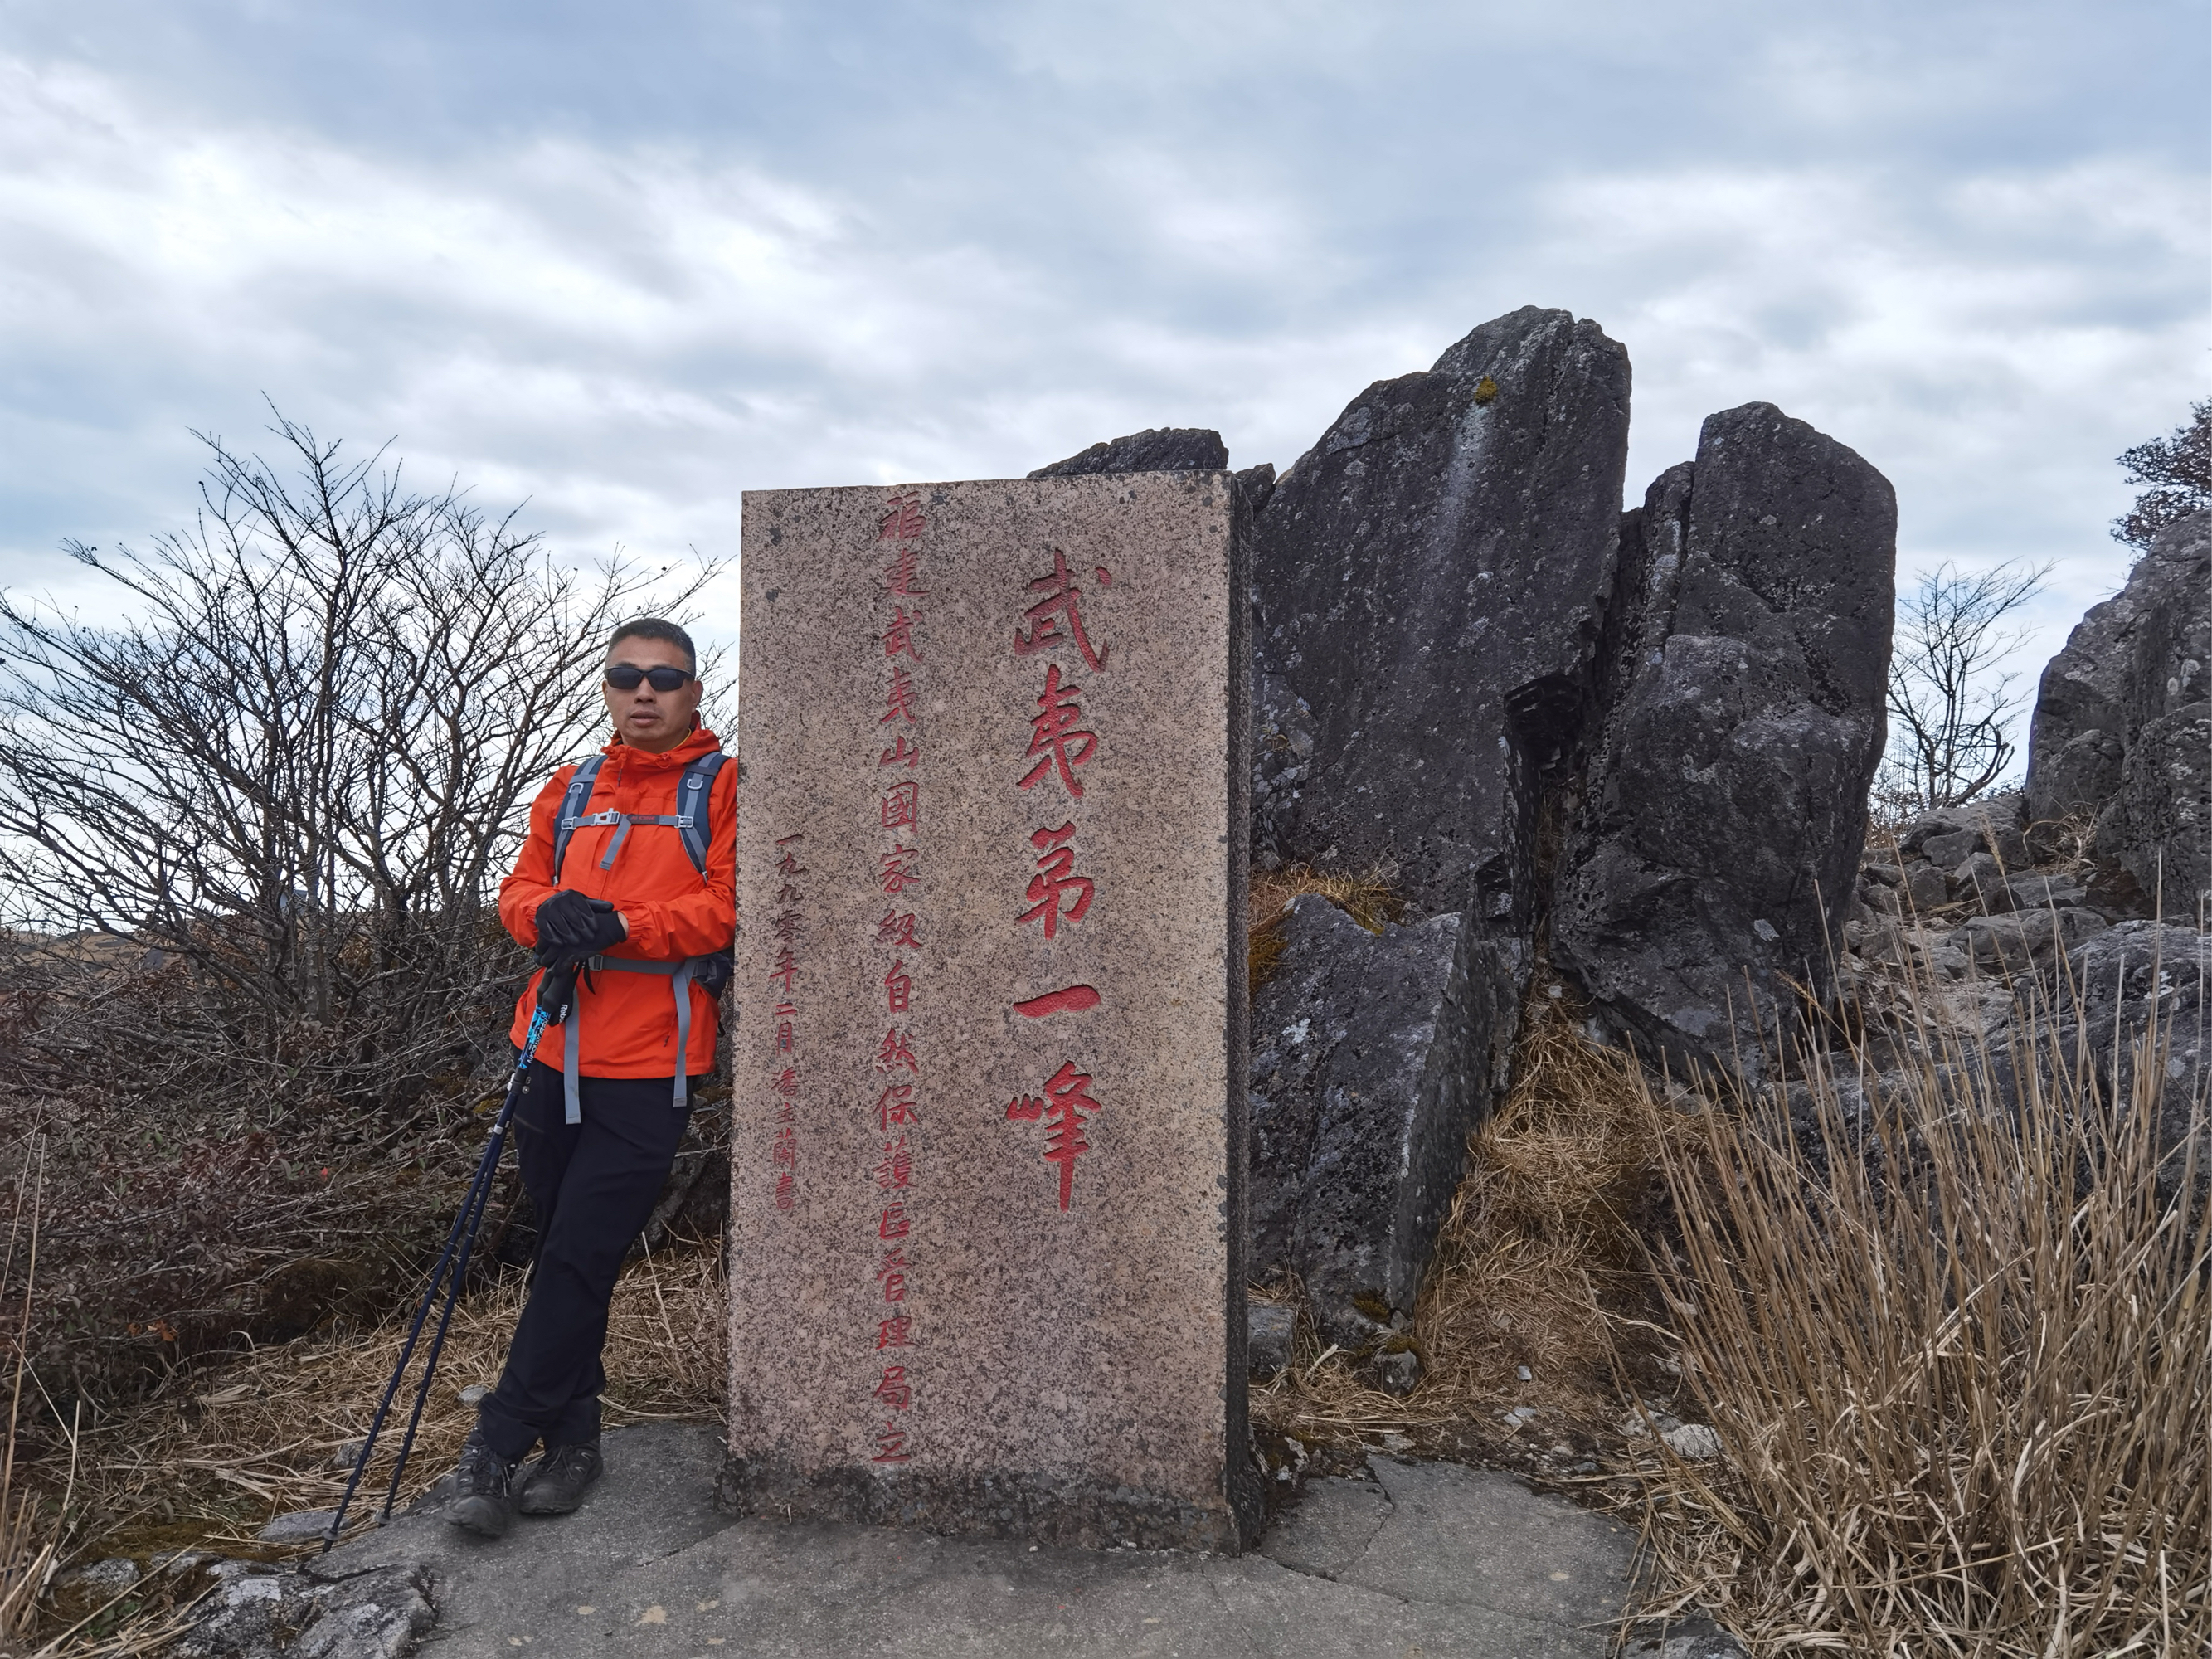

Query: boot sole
446 1495 515 1539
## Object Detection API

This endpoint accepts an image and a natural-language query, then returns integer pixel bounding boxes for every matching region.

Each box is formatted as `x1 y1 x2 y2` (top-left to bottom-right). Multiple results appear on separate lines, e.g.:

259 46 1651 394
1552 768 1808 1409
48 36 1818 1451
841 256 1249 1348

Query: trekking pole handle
537 960 582 1016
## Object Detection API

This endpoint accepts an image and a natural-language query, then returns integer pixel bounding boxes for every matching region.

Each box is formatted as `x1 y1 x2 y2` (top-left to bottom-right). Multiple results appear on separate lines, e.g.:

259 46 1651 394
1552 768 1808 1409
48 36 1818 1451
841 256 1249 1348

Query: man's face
602 636 703 753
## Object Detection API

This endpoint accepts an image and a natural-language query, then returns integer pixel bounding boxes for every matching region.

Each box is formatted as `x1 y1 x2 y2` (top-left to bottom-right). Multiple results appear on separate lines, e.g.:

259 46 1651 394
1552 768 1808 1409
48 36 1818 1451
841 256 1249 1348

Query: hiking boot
446 1427 520 1539
518 1439 604 1516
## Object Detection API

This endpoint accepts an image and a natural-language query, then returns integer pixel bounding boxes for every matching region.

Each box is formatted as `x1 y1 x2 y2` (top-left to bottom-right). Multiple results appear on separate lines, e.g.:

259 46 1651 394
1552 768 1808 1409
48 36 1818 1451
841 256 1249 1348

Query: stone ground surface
301 1423 1643 1657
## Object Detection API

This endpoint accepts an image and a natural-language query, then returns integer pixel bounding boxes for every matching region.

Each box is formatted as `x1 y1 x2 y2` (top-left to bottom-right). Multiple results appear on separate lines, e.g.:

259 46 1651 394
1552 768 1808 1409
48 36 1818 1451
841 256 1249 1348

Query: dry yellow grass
0 1238 724 1648
80 1239 727 1554
1635 960 2212 1656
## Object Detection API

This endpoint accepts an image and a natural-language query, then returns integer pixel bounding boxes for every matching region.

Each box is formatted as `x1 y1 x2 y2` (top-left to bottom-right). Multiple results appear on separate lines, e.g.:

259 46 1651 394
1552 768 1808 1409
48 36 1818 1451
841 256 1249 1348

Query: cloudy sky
2 0 2205 711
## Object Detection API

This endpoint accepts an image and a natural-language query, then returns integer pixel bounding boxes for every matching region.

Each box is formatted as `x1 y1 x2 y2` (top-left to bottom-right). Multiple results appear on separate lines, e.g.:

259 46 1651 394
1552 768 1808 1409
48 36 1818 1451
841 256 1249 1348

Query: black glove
693 948 734 997
533 891 625 966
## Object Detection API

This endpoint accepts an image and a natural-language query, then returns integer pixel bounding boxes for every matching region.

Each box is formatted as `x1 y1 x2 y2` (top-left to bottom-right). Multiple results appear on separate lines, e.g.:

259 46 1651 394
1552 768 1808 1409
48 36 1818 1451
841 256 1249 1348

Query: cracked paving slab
318 1423 1636 1657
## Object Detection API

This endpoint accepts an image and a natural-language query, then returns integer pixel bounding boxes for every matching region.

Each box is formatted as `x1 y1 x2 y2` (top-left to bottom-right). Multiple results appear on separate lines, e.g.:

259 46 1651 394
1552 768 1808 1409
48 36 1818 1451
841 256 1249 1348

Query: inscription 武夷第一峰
1004 549 1114 1209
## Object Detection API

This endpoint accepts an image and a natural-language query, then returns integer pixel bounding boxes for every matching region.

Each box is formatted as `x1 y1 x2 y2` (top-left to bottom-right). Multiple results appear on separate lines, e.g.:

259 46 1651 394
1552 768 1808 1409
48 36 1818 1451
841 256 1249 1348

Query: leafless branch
1874 559 2048 815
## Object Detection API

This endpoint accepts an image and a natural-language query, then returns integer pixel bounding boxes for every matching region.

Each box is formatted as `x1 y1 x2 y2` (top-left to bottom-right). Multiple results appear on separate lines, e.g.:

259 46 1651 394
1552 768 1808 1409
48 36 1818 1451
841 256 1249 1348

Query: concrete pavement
300 1422 1641 1657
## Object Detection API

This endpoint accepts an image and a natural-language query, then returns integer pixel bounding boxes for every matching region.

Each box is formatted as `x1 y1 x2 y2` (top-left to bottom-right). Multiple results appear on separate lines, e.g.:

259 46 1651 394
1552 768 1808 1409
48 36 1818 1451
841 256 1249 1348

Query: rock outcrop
173 1557 435 1659
1050 315 1898 1331
1028 426 1228 477
1251 305 1632 923
1248 895 1490 1343
2025 510 2211 913
1553 403 1898 1071
1245 307 1631 1305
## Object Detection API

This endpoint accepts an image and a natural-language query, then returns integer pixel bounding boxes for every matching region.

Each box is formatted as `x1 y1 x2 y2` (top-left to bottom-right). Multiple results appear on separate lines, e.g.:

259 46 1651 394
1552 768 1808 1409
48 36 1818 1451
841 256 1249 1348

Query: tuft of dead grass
1247 864 1403 989
1636 949 2212 1656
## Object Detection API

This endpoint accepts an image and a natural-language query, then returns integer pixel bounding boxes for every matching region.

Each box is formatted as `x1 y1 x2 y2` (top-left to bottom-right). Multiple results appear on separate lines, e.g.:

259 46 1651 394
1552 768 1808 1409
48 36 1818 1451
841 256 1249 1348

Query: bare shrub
1877 560 2047 817
1637 954 2211 1653
0 413 717 1110
0 415 719 1396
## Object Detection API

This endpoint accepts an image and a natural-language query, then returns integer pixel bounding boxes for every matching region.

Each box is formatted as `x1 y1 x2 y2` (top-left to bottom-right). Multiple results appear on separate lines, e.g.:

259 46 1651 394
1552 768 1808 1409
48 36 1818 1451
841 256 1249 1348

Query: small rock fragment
1903 863 1949 912
257 1507 339 1545
1663 1423 1723 1461
1372 1347 1421 1396
62 1556 140 1593
1246 1302 1295 1379
1623 1612 1753 1657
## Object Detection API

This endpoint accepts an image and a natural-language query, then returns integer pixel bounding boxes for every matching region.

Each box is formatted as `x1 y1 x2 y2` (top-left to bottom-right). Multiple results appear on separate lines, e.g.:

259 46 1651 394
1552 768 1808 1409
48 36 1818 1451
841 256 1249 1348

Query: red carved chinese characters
882 665 920 724
1018 665 1096 798
874 1082 919 1130
763 835 807 1214
1014 548 1110 670
875 1029 918 1073
1002 547 1116 1210
878 492 925 544
862 493 929 1461
881 779 919 831
1017 821 1094 938
1005 1061 1103 1210
882 607 923 663
878 844 921 896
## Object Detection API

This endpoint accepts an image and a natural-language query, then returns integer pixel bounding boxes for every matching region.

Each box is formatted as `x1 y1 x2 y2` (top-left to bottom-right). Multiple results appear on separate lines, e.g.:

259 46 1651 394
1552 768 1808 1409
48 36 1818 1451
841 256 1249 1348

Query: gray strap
671 958 697 1112
562 999 582 1126
598 818 632 869
595 812 688 871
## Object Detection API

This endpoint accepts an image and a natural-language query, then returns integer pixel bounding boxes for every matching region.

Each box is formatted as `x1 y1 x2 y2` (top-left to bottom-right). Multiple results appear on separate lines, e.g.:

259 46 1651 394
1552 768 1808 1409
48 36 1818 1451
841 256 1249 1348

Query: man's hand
533 891 627 967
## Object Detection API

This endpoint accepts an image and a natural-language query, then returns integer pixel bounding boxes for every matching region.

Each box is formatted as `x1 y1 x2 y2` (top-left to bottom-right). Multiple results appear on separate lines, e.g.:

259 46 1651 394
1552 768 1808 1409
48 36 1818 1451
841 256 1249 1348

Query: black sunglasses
605 664 695 693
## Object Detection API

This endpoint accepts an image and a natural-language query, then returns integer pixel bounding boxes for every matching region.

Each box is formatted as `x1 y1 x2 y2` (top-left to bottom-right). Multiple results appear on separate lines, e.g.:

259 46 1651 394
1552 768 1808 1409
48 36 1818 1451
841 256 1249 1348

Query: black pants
476 1058 692 1462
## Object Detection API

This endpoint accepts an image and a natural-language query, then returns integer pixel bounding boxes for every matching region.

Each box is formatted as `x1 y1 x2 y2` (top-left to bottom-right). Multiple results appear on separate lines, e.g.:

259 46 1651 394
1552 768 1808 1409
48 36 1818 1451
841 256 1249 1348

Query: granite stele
722 473 1258 1550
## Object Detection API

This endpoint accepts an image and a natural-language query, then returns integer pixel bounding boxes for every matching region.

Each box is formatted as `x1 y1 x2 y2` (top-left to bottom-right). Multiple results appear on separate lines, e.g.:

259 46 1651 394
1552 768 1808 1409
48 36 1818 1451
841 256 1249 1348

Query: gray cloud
2 1 2204 701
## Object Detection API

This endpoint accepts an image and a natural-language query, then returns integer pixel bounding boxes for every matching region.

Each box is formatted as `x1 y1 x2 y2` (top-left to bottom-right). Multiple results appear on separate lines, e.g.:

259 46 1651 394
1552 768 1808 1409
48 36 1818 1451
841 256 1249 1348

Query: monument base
714 1447 1263 1554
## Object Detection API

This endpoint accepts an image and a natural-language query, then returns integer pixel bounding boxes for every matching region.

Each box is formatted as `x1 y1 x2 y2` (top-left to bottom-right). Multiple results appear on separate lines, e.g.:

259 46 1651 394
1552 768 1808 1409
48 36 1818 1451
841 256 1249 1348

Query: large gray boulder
1552 403 1897 1072
1250 305 1632 925
2026 511 2211 913
1248 895 1496 1343
1028 427 1228 477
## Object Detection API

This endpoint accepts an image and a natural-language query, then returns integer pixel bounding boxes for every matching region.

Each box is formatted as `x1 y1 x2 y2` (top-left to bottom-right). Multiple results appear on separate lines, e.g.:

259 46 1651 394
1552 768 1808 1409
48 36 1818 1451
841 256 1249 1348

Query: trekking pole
322 963 580 1554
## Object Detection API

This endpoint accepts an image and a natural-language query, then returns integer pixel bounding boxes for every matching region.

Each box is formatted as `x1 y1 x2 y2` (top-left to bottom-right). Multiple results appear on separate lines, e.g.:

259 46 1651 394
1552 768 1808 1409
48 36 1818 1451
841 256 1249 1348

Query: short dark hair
608 617 698 671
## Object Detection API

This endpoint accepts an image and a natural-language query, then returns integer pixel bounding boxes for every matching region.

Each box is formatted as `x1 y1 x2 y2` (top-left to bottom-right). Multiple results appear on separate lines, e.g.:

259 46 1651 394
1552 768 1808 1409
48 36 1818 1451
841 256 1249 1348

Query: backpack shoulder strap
674 752 728 878
550 755 608 884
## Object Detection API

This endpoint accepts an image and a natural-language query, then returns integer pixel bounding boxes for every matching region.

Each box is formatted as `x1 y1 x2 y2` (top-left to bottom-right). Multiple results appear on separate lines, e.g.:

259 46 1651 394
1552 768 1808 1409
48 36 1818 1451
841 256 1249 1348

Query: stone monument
721 472 1259 1550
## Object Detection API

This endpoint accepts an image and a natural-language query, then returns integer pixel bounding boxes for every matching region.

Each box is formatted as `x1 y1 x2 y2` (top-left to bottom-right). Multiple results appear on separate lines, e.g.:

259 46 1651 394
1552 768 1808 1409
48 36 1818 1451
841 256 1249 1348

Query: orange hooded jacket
499 724 737 1078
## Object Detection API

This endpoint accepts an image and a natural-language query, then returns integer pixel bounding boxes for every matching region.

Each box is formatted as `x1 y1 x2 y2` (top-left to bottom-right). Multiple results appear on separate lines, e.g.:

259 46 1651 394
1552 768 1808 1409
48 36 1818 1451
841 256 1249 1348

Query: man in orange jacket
446 617 736 1538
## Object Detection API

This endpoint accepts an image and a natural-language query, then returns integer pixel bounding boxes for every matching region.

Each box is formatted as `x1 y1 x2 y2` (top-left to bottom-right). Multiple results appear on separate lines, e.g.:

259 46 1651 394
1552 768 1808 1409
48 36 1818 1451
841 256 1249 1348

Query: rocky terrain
1038 318 2209 1365
144 327 2210 1659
